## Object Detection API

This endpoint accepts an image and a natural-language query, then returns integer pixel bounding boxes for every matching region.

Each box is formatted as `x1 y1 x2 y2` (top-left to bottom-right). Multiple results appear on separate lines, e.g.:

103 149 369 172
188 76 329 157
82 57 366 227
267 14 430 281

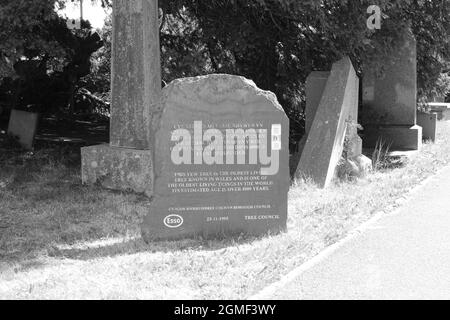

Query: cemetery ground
0 119 449 299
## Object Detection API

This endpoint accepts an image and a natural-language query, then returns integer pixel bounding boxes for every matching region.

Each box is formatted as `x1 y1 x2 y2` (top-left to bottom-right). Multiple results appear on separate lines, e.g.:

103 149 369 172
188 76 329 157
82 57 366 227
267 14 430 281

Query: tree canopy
1 0 449 125
99 0 450 133
0 0 103 114
157 0 449 103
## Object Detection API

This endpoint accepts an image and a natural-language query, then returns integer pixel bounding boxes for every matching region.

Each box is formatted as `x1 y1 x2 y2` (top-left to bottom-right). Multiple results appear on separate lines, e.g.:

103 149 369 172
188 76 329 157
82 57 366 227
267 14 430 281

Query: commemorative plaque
142 74 290 241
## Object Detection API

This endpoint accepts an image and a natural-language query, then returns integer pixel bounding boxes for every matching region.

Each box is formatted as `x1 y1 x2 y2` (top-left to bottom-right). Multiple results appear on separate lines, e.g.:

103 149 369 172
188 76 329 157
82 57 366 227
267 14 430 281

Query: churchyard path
257 164 450 300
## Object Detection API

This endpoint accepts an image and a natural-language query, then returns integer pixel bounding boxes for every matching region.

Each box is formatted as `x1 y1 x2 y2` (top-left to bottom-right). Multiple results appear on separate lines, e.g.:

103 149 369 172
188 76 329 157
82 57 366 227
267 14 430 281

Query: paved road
264 165 450 300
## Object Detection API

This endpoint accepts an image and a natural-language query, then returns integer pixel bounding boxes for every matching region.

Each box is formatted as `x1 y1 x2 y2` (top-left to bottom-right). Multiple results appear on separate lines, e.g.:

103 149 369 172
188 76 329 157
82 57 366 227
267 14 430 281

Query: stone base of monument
81 144 153 197
417 112 437 142
363 125 423 151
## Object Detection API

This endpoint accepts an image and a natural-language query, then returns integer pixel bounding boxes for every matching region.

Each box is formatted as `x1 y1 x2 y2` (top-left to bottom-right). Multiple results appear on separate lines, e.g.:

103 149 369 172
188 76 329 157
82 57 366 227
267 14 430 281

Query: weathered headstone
81 0 161 197
7 109 39 150
141 74 290 241
361 28 422 150
417 112 437 142
295 57 359 188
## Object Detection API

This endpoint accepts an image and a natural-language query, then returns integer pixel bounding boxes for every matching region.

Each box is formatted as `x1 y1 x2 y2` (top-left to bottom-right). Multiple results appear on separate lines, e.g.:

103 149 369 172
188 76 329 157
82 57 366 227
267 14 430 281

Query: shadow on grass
0 258 47 276
0 137 268 272
46 235 261 262
0 235 262 278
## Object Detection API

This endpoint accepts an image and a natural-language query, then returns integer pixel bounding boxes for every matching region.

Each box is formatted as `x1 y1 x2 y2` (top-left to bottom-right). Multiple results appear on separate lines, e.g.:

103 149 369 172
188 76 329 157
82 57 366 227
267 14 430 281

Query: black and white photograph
1 0 450 307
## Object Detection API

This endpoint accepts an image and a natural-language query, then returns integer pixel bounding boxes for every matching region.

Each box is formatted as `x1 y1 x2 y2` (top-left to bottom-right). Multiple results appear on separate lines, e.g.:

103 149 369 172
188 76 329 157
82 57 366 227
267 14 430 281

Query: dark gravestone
142 74 290 241
362 28 422 150
305 72 330 136
289 72 331 178
7 109 39 150
417 112 437 142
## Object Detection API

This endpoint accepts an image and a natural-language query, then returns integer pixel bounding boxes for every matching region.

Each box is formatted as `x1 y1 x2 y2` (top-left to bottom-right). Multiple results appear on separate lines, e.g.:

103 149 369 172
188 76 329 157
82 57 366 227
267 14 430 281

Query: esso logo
164 215 184 229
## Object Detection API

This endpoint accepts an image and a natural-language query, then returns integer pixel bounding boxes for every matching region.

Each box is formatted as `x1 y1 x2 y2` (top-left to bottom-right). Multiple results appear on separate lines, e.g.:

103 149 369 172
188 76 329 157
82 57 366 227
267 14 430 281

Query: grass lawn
1 121 450 299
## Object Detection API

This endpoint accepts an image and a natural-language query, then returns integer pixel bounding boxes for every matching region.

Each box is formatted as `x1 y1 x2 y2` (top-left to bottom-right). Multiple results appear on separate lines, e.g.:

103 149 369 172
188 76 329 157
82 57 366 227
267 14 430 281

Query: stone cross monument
81 0 161 197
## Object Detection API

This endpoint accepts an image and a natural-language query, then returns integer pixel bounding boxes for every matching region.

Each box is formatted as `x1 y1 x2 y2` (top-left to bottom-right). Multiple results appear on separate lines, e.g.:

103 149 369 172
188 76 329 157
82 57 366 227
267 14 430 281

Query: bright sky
58 0 110 30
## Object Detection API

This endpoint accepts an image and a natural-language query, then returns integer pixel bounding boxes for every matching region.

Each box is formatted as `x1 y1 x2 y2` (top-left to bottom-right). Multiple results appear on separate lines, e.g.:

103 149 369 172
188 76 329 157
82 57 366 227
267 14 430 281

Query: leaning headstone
305 70 362 159
295 57 359 188
7 109 39 150
81 0 161 197
361 28 422 150
141 74 290 241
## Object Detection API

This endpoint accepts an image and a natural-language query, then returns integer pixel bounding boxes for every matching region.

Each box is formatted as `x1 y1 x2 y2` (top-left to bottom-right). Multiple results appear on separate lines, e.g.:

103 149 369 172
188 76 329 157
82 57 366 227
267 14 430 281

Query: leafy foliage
161 0 449 145
1 0 449 136
80 15 111 106
82 0 449 149
0 0 104 114
0 0 65 77
160 0 449 100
